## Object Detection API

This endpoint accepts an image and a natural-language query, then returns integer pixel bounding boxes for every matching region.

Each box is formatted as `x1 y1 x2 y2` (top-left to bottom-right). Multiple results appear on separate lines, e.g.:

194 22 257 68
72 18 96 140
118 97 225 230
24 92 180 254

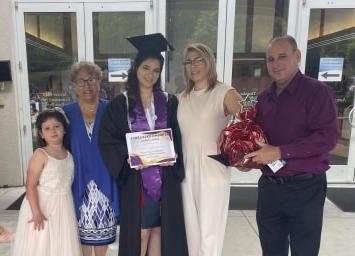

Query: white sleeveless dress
12 149 82 256
177 84 233 256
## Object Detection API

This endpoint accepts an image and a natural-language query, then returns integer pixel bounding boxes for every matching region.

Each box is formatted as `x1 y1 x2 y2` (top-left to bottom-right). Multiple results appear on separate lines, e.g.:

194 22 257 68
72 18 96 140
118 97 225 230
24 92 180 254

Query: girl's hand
0 226 15 243
25 149 47 231
28 211 47 231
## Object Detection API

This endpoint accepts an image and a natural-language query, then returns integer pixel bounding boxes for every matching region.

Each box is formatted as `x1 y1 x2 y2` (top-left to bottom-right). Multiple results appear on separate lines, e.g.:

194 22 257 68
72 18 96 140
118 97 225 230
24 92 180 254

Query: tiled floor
1 187 355 256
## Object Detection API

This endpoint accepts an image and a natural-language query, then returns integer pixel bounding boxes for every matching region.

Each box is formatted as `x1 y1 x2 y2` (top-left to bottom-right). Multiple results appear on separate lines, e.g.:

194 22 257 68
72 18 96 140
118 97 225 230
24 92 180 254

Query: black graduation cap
127 33 174 57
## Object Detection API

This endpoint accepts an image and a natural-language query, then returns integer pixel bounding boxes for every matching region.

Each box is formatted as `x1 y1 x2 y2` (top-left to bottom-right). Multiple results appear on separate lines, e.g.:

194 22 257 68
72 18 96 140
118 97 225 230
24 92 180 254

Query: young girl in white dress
12 109 82 256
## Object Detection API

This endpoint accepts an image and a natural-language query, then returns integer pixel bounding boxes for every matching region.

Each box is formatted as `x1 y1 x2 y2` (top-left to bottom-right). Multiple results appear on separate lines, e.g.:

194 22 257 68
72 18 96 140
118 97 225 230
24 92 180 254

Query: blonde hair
183 43 219 95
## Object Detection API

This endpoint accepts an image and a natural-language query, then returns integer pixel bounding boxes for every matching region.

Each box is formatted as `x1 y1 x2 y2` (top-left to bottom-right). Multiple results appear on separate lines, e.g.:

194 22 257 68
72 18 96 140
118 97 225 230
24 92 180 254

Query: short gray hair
268 35 298 51
70 61 102 82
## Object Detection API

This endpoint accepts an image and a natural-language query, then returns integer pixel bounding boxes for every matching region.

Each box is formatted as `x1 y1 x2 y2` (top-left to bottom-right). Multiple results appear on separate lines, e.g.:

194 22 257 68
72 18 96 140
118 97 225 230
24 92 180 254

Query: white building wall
0 0 24 186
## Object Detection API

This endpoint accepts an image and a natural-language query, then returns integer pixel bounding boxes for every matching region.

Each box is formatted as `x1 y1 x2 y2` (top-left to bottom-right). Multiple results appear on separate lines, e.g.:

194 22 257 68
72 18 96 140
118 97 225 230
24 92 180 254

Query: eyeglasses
182 57 205 67
74 77 98 87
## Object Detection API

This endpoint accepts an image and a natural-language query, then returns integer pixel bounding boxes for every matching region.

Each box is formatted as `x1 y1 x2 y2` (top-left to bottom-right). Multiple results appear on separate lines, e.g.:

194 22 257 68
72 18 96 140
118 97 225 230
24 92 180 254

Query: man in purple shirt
245 35 339 256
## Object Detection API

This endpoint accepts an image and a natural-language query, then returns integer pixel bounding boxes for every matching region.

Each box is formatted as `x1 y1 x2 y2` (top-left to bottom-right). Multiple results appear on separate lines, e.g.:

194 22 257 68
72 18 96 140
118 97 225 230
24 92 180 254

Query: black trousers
256 173 327 256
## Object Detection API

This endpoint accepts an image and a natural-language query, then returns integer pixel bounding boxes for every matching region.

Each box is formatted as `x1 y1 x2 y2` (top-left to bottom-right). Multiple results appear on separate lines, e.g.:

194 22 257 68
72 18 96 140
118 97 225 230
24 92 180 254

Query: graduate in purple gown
99 33 188 256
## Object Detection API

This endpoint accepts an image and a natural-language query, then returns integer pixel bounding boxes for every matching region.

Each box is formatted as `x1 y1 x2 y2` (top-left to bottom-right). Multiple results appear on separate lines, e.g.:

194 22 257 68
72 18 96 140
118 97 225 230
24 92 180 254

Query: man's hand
237 167 252 172
244 141 281 165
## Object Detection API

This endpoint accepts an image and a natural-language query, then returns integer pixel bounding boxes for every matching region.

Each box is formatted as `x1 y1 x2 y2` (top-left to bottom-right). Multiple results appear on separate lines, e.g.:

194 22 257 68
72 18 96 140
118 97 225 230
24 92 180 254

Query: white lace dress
12 149 82 256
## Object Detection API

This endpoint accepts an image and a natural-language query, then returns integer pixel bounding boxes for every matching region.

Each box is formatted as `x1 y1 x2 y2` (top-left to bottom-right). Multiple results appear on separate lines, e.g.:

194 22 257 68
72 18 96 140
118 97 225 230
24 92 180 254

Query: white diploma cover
126 128 176 168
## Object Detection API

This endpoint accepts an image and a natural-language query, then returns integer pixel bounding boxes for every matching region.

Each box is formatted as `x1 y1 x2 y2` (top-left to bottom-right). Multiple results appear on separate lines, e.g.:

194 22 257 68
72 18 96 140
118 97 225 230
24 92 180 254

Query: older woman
178 43 242 256
63 61 119 256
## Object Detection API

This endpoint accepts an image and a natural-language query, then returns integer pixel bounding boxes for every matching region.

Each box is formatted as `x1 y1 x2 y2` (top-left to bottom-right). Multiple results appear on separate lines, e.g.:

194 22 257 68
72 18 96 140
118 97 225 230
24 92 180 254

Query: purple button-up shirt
256 71 339 176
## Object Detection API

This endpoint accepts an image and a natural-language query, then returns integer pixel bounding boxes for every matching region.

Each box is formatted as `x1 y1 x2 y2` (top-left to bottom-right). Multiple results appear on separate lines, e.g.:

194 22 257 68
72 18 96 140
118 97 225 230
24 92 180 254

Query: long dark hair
35 109 70 149
126 52 164 119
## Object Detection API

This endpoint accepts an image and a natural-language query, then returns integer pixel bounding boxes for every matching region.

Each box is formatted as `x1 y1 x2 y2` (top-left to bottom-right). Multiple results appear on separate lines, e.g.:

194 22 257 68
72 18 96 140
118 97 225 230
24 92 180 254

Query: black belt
263 173 319 184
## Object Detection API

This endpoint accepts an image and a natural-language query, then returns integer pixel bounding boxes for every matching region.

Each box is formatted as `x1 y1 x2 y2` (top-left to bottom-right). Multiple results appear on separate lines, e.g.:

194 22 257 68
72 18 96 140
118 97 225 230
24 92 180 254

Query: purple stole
130 91 167 202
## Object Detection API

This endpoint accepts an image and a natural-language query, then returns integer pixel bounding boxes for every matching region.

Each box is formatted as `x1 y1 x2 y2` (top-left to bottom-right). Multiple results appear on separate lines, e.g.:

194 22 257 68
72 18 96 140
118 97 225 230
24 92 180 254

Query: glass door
298 0 355 183
224 0 291 184
16 2 86 169
84 2 153 99
16 1 153 172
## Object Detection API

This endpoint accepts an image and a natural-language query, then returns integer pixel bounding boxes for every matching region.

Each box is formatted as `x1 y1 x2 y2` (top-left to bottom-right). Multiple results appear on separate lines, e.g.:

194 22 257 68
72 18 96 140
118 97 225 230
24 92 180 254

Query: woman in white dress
177 43 242 256
12 110 81 256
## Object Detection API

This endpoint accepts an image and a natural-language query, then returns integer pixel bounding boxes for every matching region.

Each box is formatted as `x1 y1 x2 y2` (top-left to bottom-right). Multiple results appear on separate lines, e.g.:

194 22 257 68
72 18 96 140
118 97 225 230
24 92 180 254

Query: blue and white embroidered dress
64 99 120 245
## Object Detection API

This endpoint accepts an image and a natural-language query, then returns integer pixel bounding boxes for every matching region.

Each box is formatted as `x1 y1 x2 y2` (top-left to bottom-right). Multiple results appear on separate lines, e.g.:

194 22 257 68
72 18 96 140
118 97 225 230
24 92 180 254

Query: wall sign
318 57 344 82
108 58 131 82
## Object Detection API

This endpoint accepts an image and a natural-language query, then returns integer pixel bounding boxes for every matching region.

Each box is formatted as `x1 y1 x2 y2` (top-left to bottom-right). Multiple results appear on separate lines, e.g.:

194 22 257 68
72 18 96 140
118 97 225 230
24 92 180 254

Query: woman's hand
159 154 177 167
128 154 178 170
28 211 47 231
134 164 149 171
127 158 148 171
159 162 174 167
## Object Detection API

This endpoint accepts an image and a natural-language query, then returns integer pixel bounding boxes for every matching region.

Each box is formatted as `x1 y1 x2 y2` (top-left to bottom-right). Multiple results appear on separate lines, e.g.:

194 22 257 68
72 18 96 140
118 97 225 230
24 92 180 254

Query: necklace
79 101 98 113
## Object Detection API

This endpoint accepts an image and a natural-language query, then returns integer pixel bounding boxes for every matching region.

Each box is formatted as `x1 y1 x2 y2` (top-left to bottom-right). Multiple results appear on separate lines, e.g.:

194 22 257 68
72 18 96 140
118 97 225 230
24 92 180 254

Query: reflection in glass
232 0 289 103
305 8 355 165
252 0 277 52
25 13 78 150
92 12 145 99
166 0 219 94
308 9 355 40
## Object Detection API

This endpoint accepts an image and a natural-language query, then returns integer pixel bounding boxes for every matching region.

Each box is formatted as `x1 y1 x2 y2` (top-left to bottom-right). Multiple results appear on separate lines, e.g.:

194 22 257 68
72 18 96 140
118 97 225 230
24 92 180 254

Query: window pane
232 0 289 102
24 13 78 150
251 0 276 52
305 8 355 165
234 0 247 53
93 12 144 55
166 0 219 94
92 12 145 99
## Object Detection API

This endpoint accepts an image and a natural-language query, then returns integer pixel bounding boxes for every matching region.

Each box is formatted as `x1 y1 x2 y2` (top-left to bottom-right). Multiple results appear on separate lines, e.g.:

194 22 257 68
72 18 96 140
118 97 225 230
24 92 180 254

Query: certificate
126 128 176 168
